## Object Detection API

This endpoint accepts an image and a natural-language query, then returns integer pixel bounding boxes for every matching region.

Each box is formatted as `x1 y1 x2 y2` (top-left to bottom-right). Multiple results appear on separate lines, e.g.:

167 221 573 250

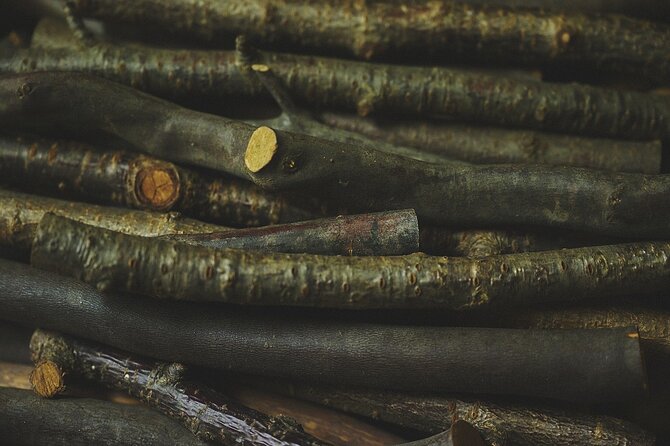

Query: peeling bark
31 214 670 310
0 258 647 402
4 73 670 237
61 0 670 85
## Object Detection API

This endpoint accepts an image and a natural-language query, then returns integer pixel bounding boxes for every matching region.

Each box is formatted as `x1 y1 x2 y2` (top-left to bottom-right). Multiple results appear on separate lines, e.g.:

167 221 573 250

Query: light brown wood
245 126 278 173
29 360 65 398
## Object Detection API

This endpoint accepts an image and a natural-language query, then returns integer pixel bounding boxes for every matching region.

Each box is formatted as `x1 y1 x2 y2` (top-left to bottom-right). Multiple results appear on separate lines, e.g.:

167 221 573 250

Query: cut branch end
29 360 65 398
245 126 278 173
134 163 180 211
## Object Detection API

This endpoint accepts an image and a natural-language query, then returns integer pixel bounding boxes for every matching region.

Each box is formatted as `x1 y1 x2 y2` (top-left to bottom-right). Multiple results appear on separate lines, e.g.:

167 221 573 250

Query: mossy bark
31 214 670 310
29 329 328 446
0 258 647 402
0 387 210 446
253 379 654 446
4 45 670 140
62 0 670 84
5 73 670 237
319 112 663 174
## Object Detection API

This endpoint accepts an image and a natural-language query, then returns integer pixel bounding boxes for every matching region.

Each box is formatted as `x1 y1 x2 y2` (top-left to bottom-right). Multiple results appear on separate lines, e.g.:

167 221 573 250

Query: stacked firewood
1 1 670 445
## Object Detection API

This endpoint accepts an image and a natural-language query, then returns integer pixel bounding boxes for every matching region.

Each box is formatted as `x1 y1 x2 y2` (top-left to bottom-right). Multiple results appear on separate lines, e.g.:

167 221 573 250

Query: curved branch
3 73 670 237
31 214 670 311
0 258 647 402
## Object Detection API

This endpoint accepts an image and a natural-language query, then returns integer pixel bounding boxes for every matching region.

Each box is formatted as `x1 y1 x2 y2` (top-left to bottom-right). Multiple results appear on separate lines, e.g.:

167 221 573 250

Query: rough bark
0 189 222 259
319 112 663 174
162 210 419 256
0 136 324 227
418 227 616 257
4 72 670 237
0 387 210 446
254 380 655 446
29 329 328 446
0 258 647 402
4 45 670 141
61 0 670 85
32 214 670 310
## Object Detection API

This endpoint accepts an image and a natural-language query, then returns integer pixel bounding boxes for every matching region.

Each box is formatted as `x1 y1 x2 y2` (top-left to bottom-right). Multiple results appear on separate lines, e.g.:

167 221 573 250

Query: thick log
31 214 670 310
319 112 662 174
162 210 419 256
5 73 670 237
0 258 647 402
0 387 209 446
0 321 31 363
60 0 670 84
29 329 328 446
4 45 670 141
253 379 654 446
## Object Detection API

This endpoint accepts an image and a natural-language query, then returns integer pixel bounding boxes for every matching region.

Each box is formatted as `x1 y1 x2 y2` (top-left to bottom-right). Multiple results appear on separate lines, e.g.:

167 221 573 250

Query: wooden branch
0 189 222 259
4 44 670 141
60 0 670 85
4 73 670 237
226 384 406 446
31 214 670 310
0 387 210 446
0 361 31 390
319 112 663 174
161 210 419 256
250 379 654 446
418 227 616 257
0 258 647 402
29 329 328 446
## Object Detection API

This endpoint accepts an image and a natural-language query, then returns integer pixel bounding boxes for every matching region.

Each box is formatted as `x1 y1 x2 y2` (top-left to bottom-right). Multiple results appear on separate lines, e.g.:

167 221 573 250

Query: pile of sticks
2 1 670 444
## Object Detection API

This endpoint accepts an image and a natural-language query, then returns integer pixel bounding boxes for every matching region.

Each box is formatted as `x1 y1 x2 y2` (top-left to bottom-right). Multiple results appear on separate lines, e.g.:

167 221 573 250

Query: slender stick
161 210 419 256
5 73 670 237
319 112 663 174
0 361 31 390
0 387 210 446
4 44 670 141
60 0 670 85
0 258 647 402
0 189 223 259
31 214 670 310
29 329 328 446
251 379 655 446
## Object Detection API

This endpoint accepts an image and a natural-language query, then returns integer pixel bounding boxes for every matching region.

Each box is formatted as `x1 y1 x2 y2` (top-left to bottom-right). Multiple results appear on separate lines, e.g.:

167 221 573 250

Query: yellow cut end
30 360 65 398
245 126 278 173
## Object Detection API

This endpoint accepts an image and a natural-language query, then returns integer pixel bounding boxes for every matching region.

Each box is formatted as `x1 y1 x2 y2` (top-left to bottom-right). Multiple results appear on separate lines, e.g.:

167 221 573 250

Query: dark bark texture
0 135 324 227
5 73 670 238
0 387 209 446
30 329 328 446
31 214 670 310
4 44 670 140
256 380 655 446
161 209 419 256
0 258 647 402
319 112 662 174
62 0 670 85
0 189 222 259
399 421 485 446
0 321 31 364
